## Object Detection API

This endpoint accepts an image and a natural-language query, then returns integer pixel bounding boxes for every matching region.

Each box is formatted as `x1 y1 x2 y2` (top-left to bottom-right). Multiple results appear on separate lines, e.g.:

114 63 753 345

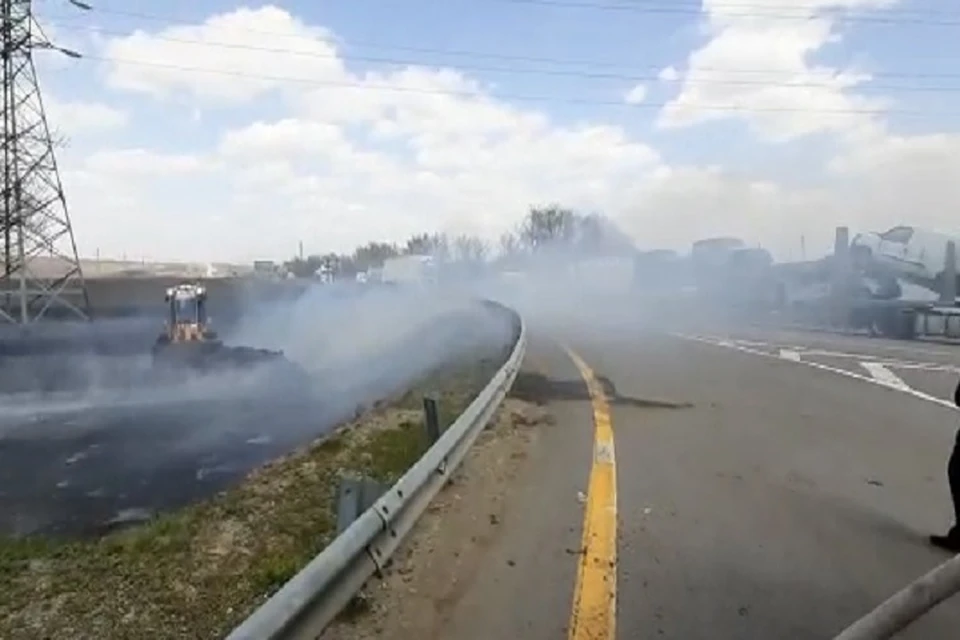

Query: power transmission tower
0 0 91 324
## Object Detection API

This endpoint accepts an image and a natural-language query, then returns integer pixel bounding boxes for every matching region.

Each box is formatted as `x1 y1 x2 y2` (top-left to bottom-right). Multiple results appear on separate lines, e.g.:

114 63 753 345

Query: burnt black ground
0 392 319 537
0 287 515 538
0 357 334 538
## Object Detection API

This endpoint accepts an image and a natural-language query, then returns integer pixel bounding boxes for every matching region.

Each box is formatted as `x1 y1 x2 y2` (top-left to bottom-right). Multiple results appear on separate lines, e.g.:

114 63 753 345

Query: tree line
283 204 636 278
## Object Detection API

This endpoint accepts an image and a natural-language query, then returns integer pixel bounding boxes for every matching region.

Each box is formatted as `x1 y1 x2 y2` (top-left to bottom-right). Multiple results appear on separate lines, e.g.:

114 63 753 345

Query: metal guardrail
833 554 960 640
226 302 527 640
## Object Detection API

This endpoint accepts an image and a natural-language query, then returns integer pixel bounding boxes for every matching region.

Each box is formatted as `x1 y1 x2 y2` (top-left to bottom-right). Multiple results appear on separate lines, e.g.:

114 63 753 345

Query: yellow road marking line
565 347 617 640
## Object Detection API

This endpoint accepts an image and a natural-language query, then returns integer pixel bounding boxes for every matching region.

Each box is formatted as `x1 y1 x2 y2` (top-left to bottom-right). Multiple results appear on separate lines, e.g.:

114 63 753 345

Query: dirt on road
319 382 554 640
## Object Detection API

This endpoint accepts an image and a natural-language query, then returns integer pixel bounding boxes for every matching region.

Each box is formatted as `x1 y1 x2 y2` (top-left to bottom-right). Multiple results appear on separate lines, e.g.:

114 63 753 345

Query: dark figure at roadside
930 377 960 552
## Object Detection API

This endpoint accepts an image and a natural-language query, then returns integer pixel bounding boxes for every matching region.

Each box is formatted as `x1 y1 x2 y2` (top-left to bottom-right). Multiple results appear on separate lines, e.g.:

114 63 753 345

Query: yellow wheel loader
151 283 287 371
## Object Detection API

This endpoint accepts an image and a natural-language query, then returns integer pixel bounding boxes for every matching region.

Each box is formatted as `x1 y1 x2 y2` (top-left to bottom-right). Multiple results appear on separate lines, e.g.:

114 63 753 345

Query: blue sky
26 0 960 262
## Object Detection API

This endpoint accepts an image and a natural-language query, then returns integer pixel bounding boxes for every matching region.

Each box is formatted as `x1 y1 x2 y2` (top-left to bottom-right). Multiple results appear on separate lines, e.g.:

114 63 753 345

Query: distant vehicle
717 248 784 308
253 260 276 273
724 247 773 289
314 264 335 284
726 247 772 272
691 237 745 266
634 249 690 292
691 237 747 294
381 255 437 286
851 225 960 290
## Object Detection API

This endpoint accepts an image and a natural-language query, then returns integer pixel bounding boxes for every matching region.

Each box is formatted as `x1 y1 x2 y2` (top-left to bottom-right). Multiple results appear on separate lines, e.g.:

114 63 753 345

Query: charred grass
0 343 511 640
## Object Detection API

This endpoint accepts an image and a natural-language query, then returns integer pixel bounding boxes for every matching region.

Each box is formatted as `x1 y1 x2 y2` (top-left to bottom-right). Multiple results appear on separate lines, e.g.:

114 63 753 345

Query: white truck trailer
381 255 438 286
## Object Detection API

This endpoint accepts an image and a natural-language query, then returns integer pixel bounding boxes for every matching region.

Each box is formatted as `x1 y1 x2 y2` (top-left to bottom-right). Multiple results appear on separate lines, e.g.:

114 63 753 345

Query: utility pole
0 0 91 324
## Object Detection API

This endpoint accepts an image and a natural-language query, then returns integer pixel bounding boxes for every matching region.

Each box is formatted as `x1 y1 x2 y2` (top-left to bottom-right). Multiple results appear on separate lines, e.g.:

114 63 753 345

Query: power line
594 0 960 17
37 7 960 82
41 20 960 93
60 0 960 27
82 53 960 117
487 0 960 25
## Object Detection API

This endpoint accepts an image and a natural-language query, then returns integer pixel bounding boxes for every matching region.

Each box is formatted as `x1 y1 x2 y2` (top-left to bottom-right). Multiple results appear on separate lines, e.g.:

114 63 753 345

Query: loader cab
163 284 213 342
172 291 203 324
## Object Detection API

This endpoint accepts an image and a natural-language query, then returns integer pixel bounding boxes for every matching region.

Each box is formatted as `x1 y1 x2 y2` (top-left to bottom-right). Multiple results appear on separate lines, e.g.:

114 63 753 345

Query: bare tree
519 204 578 251
575 212 635 256
499 231 521 258
404 232 449 260
452 234 488 263
352 241 399 271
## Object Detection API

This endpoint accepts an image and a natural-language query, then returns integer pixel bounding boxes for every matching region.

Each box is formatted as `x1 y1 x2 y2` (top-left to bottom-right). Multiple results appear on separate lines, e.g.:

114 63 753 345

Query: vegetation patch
0 341 513 640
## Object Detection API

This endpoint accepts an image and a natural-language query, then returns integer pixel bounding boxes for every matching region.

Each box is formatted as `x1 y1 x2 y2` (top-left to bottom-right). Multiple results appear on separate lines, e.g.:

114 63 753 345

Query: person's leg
951 434 960 531
930 429 960 550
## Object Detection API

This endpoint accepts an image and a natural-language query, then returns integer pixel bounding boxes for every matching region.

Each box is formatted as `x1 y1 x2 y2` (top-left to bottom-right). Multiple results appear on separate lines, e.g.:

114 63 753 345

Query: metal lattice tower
0 0 91 324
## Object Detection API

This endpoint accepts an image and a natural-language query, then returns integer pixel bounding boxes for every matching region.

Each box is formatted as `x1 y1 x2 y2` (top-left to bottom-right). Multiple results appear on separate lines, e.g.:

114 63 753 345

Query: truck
690 237 746 294
836 226 960 340
851 225 960 293
381 255 437 286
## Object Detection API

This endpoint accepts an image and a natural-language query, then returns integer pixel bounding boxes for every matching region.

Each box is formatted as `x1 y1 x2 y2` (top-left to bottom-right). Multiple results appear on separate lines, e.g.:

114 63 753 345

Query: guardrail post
336 477 360 535
336 476 387 535
423 394 441 444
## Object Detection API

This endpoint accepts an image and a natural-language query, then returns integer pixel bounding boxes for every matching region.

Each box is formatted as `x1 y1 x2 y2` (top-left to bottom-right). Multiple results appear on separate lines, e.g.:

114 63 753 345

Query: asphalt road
430 327 960 639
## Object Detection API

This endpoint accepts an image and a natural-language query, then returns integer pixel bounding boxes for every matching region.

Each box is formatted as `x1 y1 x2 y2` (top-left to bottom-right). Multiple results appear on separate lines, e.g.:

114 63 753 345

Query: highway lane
687 327 960 408
424 328 960 639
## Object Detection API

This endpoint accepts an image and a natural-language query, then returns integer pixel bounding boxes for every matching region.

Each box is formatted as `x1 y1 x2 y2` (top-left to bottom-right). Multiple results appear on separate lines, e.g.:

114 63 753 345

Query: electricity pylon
0 0 92 324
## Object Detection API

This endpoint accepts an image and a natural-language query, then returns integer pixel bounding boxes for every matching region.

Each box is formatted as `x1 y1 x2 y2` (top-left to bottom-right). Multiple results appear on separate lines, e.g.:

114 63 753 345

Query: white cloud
620 166 846 259
39 3 960 265
658 66 679 82
103 6 344 105
827 133 960 235
657 0 896 141
625 84 648 105
219 119 348 161
84 6 663 260
45 97 128 137
83 148 214 176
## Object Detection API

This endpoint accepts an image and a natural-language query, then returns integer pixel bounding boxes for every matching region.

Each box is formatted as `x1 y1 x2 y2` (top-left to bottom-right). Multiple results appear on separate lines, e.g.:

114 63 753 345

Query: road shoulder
320 343 596 640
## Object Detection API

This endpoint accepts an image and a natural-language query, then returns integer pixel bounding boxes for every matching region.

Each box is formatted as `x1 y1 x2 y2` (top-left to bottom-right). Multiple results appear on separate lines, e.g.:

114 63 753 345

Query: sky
28 0 960 263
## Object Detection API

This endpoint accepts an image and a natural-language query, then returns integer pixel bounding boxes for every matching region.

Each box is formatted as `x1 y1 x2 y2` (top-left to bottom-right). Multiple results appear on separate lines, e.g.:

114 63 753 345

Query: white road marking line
801 351 960 373
885 362 960 373
860 362 911 391
726 332 960 360
728 340 960 374
788 348 959 369
726 338 774 348
672 332 958 412
762 329 960 358
779 349 801 361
